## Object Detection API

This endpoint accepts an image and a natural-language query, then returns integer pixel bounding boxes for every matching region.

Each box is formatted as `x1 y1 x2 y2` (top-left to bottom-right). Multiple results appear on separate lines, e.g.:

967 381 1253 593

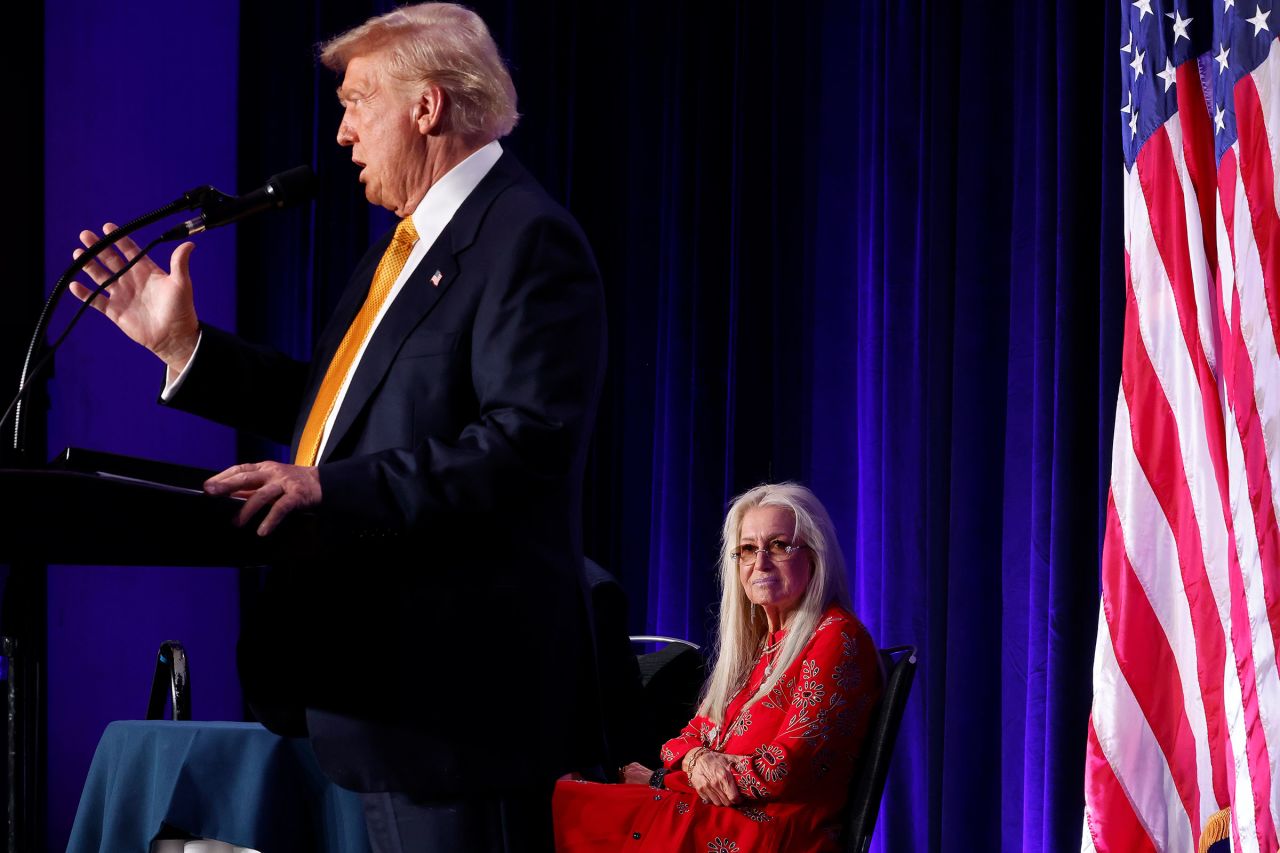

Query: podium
0 455 332 567
0 451 339 852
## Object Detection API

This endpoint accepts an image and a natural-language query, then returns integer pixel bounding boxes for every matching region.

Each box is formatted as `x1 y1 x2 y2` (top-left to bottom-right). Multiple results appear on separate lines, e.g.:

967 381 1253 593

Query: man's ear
415 83 446 135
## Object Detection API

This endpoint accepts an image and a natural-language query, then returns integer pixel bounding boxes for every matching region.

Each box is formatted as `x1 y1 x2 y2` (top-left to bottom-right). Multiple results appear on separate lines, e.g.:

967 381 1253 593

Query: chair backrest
582 557 707 770
844 644 917 853
631 637 707 764
630 635 701 652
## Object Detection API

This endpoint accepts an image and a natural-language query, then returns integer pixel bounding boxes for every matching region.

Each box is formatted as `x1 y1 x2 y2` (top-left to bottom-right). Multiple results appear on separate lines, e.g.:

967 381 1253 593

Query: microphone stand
7 185 216 464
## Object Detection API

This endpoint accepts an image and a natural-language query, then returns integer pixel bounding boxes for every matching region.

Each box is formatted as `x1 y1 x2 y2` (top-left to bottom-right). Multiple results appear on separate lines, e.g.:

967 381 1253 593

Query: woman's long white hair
697 482 853 725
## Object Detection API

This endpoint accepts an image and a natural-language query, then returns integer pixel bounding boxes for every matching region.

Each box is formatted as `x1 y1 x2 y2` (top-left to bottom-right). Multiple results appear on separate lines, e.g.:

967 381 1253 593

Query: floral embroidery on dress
816 615 840 632
739 806 775 823
841 630 857 659
834 693 871 738
660 745 675 762
793 679 826 708
832 660 861 690
676 800 691 816
762 674 797 711
727 707 753 739
801 707 832 742
736 773 769 799
707 837 740 853
753 744 789 782
802 658 820 680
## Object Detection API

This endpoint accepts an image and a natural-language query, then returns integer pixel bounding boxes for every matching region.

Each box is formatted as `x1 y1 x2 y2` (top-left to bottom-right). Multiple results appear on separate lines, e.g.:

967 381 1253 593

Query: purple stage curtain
26 0 1122 849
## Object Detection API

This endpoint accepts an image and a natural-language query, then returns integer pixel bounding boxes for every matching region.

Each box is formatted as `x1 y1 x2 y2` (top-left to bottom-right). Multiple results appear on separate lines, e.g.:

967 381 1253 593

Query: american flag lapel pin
430 270 443 287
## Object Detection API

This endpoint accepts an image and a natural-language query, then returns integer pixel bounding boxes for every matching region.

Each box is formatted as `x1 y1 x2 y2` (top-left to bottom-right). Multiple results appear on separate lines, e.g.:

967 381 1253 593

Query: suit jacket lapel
306 152 525 464
317 245 459 463
317 231 390 362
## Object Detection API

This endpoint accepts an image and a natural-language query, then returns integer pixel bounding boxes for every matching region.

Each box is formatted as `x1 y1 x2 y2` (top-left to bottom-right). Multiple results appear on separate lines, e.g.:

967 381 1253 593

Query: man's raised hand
71 223 201 378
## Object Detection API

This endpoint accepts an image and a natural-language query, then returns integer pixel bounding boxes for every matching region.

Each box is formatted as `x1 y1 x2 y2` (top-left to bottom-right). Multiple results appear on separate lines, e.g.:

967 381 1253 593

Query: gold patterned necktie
294 217 420 465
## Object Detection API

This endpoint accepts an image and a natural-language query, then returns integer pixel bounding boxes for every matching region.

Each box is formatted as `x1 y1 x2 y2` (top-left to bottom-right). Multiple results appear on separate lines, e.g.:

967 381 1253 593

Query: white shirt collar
409 139 503 239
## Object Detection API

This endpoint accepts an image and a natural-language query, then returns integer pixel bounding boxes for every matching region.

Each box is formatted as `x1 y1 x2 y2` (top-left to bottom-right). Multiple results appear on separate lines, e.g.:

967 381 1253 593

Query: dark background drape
28 0 1123 850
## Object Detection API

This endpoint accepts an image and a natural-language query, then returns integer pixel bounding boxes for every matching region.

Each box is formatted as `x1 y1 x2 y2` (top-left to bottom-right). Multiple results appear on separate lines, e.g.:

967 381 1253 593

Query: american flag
1084 0 1280 850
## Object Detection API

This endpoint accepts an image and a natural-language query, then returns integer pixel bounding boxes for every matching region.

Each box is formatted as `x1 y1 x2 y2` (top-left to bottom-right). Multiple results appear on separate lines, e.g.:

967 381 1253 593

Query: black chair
630 635 705 764
844 644 917 853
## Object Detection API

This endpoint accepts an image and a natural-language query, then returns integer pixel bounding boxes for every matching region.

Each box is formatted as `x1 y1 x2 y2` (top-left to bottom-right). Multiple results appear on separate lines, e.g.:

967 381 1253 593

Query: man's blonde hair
320 3 518 142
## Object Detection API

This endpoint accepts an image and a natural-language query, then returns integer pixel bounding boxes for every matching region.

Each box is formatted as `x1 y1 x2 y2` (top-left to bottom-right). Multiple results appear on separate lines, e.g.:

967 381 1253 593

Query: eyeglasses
731 539 809 567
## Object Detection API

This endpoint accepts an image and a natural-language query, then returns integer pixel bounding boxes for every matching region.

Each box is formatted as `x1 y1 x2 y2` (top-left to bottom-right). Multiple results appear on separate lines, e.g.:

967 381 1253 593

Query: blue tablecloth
67 721 372 853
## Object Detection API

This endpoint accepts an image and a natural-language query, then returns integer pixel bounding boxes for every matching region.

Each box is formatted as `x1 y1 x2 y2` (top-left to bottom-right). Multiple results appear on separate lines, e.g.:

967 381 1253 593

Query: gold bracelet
686 747 707 773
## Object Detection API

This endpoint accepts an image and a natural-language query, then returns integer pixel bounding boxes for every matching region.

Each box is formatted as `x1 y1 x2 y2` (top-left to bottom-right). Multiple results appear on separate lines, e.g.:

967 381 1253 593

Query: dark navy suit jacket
169 152 607 798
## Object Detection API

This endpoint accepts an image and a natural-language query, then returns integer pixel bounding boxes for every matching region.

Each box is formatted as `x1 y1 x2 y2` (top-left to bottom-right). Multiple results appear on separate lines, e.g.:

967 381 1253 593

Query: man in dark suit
70 4 605 851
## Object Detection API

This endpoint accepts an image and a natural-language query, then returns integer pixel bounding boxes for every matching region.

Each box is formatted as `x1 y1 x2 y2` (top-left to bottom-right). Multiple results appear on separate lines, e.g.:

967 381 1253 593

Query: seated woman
554 482 884 852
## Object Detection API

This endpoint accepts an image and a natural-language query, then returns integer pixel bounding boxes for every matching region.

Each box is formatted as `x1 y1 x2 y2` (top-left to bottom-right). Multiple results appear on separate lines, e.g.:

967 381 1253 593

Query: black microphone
161 166 317 241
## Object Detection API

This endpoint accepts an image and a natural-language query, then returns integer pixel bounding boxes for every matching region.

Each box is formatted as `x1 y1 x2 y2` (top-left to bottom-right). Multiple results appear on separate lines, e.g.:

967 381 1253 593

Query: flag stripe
1220 357 1280 848
1110 384 1219 820
1084 718 1160 853
1220 150 1239 330
1178 62 1221 280
1226 293 1280 679
1222 575 1264 853
1228 238 1280 541
1089 592 1196 853
1101 488 1200 835
1247 43 1280 250
1236 67 1280 386
1236 62 1280 563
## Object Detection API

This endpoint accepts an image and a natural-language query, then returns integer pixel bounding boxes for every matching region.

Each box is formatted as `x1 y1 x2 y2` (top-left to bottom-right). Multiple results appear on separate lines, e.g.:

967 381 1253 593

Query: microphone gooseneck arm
0 236 166 442
8 166 318 461
8 185 217 458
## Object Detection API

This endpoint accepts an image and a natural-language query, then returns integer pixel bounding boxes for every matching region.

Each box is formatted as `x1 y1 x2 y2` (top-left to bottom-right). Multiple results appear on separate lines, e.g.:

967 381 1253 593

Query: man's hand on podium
203 461 322 536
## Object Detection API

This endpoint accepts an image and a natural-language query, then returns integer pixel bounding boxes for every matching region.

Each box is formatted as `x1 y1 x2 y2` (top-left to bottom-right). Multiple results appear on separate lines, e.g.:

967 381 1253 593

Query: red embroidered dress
554 604 883 852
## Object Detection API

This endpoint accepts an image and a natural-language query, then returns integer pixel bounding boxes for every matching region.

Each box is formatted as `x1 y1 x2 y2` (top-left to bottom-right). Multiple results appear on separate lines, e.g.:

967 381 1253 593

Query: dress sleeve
729 617 883 802
659 715 714 769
